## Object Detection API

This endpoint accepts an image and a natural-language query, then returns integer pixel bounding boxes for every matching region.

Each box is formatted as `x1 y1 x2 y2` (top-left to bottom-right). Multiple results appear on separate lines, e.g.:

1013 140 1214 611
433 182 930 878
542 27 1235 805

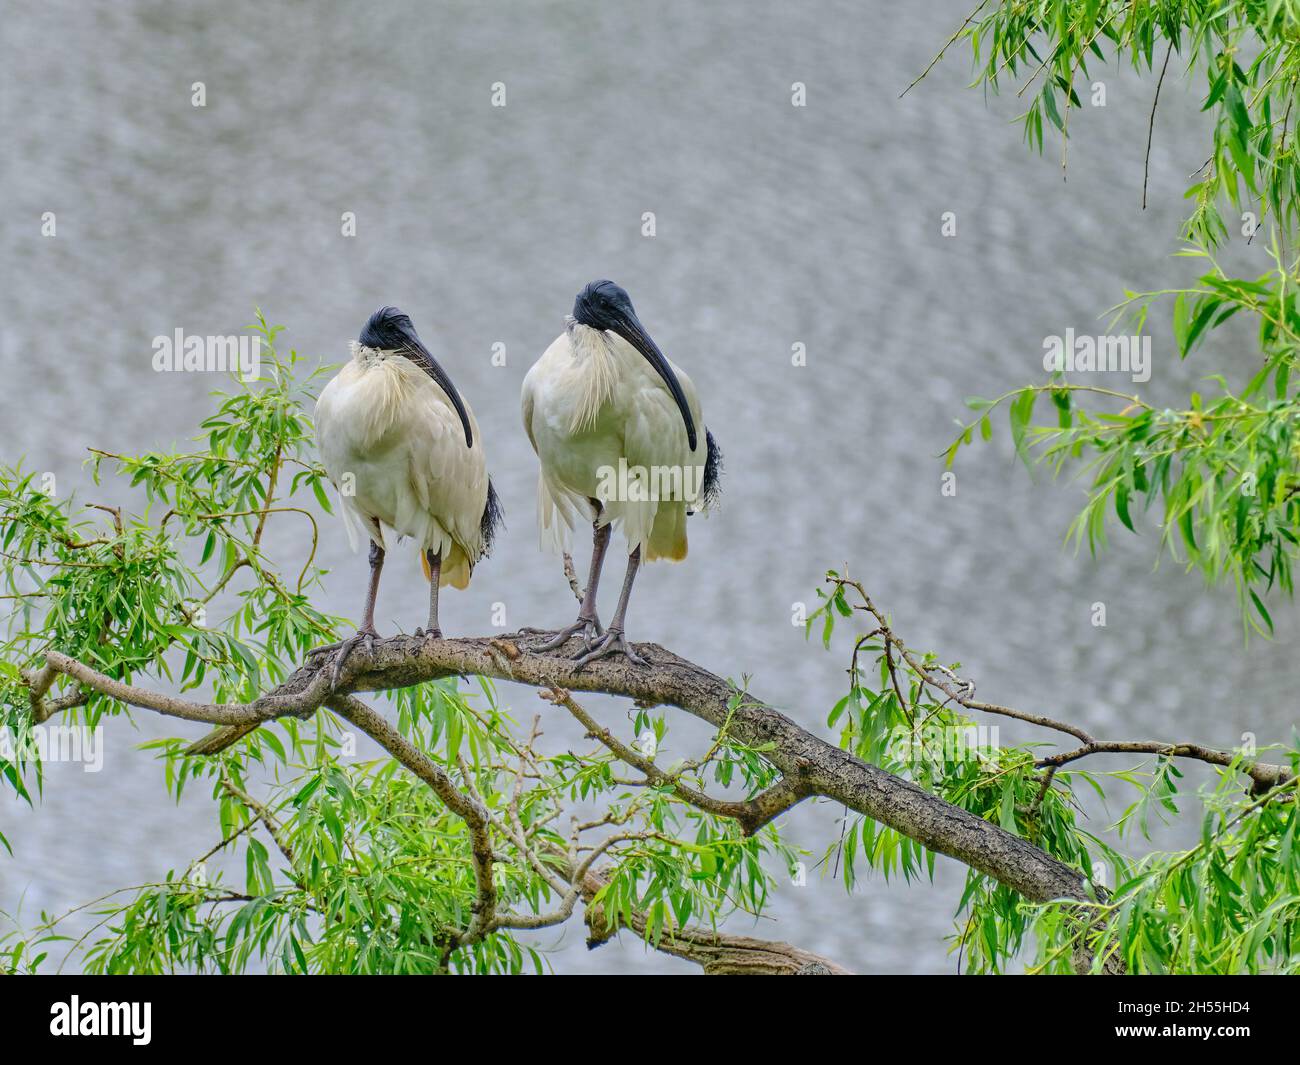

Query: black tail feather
480 478 504 555
699 428 722 511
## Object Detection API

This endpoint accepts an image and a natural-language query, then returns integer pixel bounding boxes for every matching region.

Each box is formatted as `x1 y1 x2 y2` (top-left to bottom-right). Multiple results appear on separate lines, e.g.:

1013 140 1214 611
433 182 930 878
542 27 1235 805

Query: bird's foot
528 615 603 652
573 628 648 668
413 626 443 640
307 637 348 660
322 626 379 691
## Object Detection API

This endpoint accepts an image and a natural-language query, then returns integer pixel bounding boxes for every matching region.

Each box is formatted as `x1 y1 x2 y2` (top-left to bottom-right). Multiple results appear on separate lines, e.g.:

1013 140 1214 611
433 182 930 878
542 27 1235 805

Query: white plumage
522 280 719 665
523 322 707 562
309 306 499 689
317 341 490 590
186 306 498 755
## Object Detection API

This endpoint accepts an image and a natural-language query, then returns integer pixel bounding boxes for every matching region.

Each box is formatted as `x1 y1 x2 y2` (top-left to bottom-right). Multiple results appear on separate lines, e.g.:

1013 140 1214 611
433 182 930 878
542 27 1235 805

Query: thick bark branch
41 650 329 726
32 629 1129 970
116 631 1099 907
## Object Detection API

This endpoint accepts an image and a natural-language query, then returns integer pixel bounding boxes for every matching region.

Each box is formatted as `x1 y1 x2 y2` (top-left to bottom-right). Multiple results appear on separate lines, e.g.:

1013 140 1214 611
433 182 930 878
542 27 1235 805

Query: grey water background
2 0 1295 973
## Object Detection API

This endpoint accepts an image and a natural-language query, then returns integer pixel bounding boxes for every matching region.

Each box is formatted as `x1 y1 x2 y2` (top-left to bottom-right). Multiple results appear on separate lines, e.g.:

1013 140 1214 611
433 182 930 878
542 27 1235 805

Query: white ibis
187 306 501 755
521 280 720 665
311 306 502 686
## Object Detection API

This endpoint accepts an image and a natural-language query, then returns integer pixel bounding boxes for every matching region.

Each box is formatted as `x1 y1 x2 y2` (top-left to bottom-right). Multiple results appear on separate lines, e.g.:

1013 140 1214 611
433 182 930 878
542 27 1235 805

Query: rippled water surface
2 0 1296 973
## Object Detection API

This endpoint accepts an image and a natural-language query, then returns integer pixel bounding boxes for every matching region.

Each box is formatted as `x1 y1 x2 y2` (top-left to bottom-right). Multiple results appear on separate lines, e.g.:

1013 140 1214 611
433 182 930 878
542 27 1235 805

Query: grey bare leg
575 545 648 667
319 539 385 690
532 507 610 651
416 550 442 639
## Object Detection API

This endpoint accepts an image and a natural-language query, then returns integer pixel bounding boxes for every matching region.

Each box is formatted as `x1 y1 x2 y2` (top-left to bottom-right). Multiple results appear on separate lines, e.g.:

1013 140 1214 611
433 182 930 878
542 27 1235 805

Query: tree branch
325 690 847 972
34 632 1101 911
323 692 498 947
834 577 1293 792
538 685 808 836
1039 740 1293 794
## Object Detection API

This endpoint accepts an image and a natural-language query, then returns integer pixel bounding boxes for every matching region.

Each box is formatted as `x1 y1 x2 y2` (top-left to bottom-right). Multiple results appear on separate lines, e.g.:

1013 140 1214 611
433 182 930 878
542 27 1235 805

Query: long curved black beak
399 339 474 449
610 311 697 451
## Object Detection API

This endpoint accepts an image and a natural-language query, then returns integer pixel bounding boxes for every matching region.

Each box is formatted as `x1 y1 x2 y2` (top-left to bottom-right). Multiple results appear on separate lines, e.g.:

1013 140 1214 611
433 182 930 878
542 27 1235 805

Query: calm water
2 0 1295 973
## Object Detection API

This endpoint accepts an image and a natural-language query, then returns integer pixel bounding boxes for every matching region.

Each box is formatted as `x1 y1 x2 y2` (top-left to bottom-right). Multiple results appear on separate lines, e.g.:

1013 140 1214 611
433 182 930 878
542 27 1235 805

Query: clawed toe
328 628 378 691
530 616 602 653
573 629 648 668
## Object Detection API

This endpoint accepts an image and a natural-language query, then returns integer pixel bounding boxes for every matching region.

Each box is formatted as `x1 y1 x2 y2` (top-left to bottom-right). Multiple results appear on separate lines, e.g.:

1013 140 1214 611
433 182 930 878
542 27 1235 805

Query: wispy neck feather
342 341 426 445
350 341 389 367
565 319 618 435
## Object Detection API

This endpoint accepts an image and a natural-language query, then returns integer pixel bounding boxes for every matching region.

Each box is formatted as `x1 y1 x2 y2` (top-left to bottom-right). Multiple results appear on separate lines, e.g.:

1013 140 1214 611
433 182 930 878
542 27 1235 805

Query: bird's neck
565 319 619 434
350 341 389 368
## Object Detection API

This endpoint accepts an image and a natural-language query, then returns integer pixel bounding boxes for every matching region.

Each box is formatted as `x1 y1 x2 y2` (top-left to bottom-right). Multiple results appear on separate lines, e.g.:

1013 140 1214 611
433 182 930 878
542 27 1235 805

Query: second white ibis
521 280 720 665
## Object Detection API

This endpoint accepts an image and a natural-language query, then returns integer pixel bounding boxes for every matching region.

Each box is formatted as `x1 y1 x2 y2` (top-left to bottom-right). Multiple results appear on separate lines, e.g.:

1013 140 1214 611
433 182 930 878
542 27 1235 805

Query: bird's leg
575 546 648 667
530 512 610 651
415 550 442 639
310 541 384 690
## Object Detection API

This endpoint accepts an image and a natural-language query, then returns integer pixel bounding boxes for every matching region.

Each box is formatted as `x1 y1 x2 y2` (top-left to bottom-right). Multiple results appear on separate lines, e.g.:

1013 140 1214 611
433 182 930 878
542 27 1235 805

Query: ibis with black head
185 306 503 755
521 280 720 665
313 306 502 681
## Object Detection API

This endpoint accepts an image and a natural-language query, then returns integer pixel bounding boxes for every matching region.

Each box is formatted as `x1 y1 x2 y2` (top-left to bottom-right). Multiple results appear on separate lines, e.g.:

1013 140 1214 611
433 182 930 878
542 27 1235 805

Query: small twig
562 552 583 604
827 576 1293 792
1142 40 1174 210
539 686 806 836
221 777 297 868
899 0 989 99
1038 740 1293 793
197 507 318 592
